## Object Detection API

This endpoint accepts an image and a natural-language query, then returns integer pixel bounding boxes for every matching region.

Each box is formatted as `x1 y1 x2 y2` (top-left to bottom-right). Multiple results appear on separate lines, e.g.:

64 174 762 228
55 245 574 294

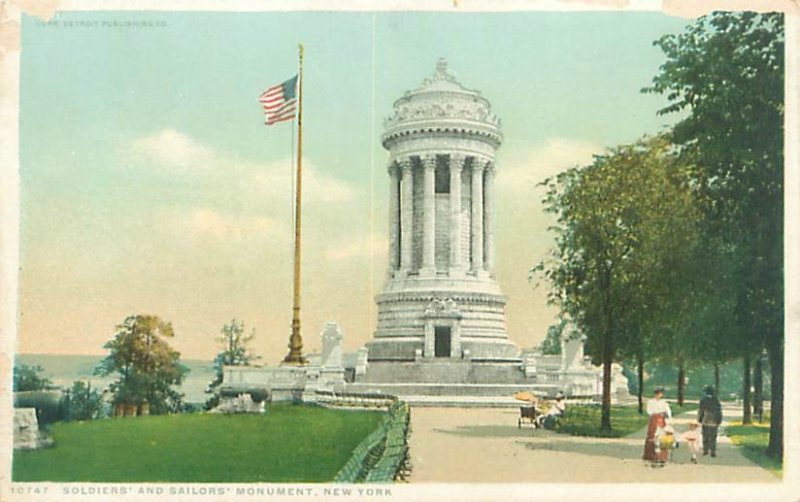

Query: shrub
61 381 104 421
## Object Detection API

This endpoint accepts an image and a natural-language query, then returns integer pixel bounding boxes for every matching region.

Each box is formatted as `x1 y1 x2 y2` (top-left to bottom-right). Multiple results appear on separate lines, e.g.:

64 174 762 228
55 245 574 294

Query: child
681 422 702 463
654 423 676 465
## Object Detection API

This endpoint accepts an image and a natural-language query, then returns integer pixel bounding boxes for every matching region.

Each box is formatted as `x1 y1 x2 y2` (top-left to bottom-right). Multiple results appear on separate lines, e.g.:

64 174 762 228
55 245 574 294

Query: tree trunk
677 363 685 407
714 363 720 396
599 267 613 433
766 339 783 460
754 352 764 422
742 353 752 424
637 355 644 415
601 355 612 432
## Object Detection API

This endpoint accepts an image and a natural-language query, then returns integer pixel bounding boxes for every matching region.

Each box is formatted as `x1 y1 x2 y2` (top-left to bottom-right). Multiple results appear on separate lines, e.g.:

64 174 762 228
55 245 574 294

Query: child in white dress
681 422 701 463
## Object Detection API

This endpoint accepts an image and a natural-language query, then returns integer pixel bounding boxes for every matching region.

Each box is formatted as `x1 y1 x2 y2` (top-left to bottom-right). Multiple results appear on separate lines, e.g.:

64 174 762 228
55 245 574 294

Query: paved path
406 404 778 483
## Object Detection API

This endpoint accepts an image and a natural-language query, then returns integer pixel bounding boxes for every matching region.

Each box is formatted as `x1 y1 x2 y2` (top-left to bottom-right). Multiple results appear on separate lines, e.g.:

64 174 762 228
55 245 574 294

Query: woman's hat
704 385 715 395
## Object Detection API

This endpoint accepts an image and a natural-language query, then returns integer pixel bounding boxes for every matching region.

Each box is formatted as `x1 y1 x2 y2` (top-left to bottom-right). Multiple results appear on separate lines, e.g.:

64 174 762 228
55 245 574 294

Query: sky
17 10 691 363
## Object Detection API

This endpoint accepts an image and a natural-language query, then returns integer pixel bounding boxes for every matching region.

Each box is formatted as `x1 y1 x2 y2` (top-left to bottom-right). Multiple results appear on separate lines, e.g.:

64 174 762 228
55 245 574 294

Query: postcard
1 1 798 501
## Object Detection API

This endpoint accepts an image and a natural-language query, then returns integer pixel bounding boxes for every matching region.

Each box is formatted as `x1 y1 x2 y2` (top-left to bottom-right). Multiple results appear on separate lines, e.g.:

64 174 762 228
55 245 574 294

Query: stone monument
346 59 538 397
367 58 519 364
220 60 630 405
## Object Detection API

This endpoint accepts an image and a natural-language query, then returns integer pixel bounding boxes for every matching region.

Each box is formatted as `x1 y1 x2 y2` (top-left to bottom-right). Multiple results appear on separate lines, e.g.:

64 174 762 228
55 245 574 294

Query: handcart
513 391 543 429
518 405 538 429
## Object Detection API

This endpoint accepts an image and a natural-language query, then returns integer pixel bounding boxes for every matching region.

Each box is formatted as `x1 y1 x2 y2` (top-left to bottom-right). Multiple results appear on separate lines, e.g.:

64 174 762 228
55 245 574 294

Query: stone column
449 154 464 275
399 158 414 274
388 162 401 275
451 320 462 358
484 162 496 274
421 154 437 276
424 321 435 358
470 158 485 274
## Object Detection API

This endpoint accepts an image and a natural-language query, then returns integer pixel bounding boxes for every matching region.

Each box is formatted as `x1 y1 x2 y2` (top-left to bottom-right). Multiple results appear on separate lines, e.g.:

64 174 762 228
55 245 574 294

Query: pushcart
518 405 538 428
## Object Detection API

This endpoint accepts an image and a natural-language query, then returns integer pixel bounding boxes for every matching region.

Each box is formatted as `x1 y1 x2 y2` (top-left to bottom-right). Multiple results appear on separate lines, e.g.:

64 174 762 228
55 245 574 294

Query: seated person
537 392 566 428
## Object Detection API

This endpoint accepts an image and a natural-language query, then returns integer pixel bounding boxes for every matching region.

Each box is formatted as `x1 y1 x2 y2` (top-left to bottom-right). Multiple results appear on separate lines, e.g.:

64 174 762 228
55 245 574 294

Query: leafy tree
205 319 259 409
646 12 784 458
537 135 701 431
95 315 188 415
13 364 53 392
61 380 104 421
539 319 565 355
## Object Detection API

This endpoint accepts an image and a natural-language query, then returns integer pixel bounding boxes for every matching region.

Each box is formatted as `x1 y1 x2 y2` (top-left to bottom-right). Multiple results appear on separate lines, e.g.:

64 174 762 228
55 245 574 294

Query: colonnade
388 153 496 277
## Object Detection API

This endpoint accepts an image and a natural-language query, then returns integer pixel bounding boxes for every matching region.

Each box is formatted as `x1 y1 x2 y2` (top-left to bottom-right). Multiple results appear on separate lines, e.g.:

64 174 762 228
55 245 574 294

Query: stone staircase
359 360 534 385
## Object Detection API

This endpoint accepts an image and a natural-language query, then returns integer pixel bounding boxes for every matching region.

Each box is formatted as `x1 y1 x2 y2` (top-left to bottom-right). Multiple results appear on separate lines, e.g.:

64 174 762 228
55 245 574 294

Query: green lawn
556 403 698 438
726 421 782 478
13 404 384 482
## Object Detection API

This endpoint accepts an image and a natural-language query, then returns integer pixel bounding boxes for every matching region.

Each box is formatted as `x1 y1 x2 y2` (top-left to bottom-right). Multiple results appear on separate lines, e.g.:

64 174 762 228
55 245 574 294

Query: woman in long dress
643 387 672 464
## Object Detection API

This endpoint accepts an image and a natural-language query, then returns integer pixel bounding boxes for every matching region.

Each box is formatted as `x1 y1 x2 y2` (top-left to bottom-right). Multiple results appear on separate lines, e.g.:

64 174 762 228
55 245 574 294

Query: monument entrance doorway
434 326 452 358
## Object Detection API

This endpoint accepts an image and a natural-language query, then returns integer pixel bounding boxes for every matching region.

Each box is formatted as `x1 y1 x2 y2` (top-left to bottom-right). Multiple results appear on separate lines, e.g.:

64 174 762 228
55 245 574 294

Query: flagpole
283 43 306 365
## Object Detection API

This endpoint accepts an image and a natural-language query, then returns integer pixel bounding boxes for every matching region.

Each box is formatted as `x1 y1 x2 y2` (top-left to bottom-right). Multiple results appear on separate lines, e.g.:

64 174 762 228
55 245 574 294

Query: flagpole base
281 321 307 366
281 352 307 366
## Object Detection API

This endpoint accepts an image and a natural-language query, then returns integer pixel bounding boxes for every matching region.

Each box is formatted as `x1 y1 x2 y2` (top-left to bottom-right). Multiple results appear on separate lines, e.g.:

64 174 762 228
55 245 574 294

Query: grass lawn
726 421 782 478
556 403 698 438
13 404 384 482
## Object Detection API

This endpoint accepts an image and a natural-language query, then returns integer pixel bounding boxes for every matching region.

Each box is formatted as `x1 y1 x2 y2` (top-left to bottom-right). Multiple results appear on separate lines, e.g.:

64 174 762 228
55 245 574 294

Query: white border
0 2 797 501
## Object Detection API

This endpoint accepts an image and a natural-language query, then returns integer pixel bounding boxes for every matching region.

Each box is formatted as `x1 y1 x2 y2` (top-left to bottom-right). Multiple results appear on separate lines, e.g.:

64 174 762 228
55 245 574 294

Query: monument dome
382 58 502 150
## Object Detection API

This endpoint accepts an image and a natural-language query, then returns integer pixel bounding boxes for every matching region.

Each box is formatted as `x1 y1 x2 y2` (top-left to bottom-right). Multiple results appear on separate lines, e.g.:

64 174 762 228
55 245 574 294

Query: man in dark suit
698 385 723 457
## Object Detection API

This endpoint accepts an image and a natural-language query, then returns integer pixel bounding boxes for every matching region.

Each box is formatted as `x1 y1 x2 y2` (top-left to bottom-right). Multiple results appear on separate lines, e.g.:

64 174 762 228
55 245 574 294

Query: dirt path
406 405 778 483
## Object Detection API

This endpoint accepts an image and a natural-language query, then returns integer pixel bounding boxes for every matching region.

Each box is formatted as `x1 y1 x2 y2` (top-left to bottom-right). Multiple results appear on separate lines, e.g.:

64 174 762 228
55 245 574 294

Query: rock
14 408 53 450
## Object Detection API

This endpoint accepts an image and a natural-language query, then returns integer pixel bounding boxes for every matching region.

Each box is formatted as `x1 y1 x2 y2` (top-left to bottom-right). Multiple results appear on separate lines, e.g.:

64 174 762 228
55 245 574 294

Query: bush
249 390 269 403
203 394 220 411
61 381 104 421
15 391 64 425
180 402 202 414
13 365 54 392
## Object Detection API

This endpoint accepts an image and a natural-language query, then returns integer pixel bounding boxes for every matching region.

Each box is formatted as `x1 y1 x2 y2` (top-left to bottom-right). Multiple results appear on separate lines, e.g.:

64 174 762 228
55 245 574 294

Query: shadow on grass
725 423 782 478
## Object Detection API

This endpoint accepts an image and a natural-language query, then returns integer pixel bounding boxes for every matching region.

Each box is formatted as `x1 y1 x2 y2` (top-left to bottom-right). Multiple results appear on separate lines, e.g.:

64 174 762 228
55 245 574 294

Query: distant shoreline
15 353 213 363
15 353 215 404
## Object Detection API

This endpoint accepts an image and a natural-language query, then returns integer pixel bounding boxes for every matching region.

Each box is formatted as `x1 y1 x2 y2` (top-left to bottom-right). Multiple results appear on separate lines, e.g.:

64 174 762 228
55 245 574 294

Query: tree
539 319 565 355
61 380 104 421
95 315 188 415
13 364 53 392
647 12 784 459
205 319 259 409
537 135 701 431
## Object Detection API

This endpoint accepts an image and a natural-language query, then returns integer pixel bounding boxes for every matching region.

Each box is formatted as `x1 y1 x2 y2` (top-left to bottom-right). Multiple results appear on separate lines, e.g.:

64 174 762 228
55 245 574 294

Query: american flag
259 75 298 125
